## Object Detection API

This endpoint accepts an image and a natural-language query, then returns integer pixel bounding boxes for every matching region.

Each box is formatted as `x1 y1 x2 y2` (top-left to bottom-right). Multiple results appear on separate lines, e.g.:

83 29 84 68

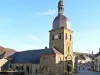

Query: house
0 58 8 71
74 52 93 72
94 49 100 71
0 47 16 72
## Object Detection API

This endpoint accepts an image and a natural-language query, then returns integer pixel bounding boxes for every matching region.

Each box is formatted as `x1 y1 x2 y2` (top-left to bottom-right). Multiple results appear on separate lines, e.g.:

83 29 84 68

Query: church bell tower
49 0 73 55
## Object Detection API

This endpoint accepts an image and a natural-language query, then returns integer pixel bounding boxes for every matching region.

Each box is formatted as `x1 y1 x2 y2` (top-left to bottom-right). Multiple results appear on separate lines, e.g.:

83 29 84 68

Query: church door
66 60 73 74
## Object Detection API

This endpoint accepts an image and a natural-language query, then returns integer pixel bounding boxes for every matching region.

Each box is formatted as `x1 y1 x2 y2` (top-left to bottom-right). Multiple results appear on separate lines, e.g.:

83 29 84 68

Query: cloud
28 34 39 41
39 9 57 16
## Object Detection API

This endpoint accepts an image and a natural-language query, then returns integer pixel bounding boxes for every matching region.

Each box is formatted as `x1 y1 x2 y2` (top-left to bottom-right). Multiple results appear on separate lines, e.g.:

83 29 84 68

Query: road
72 71 100 75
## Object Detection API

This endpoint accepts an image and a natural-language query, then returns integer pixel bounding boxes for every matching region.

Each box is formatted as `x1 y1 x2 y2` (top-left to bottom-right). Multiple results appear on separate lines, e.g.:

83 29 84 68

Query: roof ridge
17 49 45 52
52 47 63 55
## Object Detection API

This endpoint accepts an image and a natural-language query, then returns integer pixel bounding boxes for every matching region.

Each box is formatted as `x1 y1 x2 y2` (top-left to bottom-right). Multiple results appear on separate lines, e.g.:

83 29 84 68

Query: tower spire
58 0 64 15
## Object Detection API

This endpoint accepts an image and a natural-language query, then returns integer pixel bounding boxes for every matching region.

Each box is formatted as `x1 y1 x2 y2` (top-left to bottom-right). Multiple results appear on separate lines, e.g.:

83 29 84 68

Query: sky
0 0 100 54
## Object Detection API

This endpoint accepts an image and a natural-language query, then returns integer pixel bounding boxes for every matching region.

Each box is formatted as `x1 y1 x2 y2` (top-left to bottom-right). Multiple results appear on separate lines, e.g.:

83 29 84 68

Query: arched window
22 66 23 70
68 46 70 53
10 65 12 68
16 66 19 70
61 7 62 10
52 34 54 40
59 7 60 11
58 67 61 73
59 33 61 39
70 35 71 41
27 66 29 73
36 69 38 73
66 33 67 39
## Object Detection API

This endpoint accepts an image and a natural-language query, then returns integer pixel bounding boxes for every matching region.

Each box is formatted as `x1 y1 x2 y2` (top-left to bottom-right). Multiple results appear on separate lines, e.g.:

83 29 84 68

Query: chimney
45 46 48 51
45 46 48 54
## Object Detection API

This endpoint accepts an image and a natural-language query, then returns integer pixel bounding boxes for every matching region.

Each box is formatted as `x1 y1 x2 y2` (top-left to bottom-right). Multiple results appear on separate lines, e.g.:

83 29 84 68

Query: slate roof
0 52 6 59
11 47 62 64
73 52 94 60
73 52 92 56
0 51 16 59
53 14 69 29
5 51 16 58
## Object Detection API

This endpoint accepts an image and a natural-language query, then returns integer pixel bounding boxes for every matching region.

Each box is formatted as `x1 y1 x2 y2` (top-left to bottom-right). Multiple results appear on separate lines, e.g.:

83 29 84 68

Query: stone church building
9 0 75 75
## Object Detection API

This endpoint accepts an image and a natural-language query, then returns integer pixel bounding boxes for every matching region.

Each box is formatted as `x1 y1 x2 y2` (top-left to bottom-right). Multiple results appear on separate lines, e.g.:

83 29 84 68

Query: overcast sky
0 0 100 54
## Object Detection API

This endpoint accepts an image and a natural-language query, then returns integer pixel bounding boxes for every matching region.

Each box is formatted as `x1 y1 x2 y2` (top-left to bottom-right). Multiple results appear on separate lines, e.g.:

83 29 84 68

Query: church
9 0 75 75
